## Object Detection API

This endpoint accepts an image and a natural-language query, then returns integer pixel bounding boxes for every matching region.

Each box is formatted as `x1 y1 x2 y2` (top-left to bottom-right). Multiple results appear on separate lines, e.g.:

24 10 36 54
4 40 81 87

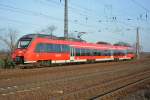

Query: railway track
0 59 145 80
91 72 150 100
52 68 150 100
1 66 150 100
0 57 150 100
0 64 137 95
0 61 138 88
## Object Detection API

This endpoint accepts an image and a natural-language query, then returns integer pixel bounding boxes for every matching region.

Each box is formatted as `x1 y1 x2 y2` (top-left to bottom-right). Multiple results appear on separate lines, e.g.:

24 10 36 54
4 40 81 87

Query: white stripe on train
24 57 132 64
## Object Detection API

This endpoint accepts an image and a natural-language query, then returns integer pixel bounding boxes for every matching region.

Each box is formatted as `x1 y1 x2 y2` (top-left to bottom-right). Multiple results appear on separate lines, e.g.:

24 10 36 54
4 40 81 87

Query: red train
12 34 135 66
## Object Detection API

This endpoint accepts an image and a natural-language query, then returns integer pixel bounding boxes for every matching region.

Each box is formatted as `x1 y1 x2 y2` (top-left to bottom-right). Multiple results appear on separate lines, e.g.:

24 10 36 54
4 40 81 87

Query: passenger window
53 44 61 52
75 48 80 56
62 45 70 52
36 43 70 53
35 43 46 52
46 44 53 52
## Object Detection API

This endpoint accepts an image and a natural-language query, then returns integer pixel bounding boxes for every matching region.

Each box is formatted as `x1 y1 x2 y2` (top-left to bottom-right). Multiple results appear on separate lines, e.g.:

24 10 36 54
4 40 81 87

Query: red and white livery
12 34 135 65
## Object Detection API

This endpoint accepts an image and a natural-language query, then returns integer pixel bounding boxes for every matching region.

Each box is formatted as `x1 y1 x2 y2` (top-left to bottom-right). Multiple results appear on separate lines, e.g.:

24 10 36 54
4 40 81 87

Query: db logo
55 54 61 57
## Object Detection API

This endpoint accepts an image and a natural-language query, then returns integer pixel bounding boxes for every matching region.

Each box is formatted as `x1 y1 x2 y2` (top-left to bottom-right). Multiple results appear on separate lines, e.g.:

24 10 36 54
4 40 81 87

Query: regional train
12 34 135 66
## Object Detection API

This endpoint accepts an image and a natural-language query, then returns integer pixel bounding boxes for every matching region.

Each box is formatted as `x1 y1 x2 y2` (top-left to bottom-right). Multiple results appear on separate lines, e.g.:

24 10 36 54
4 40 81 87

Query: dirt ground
0 53 150 100
122 83 150 100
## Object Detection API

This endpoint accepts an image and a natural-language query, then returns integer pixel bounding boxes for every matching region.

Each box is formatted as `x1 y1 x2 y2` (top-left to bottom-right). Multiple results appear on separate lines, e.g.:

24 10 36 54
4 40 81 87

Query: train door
70 47 75 62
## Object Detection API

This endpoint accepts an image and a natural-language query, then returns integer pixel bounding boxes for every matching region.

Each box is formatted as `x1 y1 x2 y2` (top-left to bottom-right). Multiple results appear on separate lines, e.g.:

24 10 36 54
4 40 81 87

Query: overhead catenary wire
131 0 150 12
0 3 95 30
0 0 149 37
43 0 138 29
0 16 41 27
46 0 92 14
0 3 63 21
43 0 100 19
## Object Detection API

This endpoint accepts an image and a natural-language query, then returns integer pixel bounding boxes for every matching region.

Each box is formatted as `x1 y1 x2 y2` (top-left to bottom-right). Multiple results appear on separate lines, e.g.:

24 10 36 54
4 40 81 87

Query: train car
12 34 135 66
126 46 136 59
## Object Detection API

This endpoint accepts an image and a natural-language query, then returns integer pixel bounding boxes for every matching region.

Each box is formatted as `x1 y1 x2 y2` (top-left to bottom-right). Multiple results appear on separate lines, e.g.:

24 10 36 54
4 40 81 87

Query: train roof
20 34 85 42
20 34 134 50
20 34 59 39
35 37 133 50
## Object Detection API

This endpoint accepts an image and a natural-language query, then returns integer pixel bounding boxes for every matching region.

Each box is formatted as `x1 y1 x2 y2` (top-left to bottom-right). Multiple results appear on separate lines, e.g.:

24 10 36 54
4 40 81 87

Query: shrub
0 57 15 69
0 59 4 68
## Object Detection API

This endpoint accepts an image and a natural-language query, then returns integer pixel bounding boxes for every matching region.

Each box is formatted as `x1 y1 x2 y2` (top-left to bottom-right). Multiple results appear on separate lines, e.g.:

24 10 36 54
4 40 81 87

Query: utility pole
64 0 68 39
136 27 140 59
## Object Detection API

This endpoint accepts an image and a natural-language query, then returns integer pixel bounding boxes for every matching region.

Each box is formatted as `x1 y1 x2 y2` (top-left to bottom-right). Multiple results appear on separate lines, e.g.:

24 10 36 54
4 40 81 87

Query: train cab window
17 39 31 49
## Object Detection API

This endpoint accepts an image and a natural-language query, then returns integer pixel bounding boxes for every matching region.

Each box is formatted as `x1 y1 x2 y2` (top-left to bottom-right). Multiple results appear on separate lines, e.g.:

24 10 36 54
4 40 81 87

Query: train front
12 35 33 64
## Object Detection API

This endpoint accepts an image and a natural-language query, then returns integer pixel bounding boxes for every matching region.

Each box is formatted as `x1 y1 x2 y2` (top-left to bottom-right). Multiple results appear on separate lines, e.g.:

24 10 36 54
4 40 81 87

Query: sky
0 0 150 51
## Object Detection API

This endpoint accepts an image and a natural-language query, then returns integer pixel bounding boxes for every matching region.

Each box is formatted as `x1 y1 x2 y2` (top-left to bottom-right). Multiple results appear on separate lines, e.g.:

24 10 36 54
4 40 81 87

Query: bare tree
40 25 57 36
0 28 18 54
47 25 57 36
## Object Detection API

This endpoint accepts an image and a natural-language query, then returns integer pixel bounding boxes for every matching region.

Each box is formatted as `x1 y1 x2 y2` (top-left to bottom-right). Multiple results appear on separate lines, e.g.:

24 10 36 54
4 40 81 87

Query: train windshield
17 39 31 49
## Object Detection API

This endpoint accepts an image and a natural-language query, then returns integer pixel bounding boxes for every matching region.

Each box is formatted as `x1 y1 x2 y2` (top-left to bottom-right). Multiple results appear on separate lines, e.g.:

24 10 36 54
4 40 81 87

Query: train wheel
38 60 52 67
114 58 119 62
47 60 52 67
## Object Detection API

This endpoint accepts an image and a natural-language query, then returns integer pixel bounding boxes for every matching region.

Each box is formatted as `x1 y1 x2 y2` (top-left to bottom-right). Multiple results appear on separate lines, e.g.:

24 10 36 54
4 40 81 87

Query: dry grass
121 84 150 100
